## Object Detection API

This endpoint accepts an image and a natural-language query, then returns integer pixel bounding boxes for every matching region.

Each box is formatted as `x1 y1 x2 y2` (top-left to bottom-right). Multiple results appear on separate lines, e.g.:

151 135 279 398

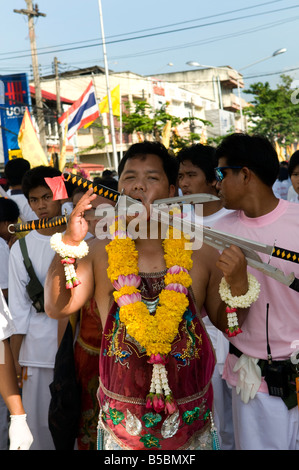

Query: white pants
232 387 299 450
204 318 235 450
22 366 55 450
212 370 235 450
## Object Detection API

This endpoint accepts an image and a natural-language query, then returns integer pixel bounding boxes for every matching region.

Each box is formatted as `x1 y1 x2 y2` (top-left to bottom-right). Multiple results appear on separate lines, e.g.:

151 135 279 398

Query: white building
34 65 247 170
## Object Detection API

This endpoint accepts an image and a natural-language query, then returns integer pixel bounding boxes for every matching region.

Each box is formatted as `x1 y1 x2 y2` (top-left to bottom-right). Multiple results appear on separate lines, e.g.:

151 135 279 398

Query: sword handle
63 172 119 203
289 277 299 293
8 215 67 233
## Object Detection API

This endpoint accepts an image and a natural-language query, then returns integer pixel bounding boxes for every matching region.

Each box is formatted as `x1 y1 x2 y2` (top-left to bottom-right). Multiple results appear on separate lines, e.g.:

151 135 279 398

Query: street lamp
238 48 287 72
237 48 287 130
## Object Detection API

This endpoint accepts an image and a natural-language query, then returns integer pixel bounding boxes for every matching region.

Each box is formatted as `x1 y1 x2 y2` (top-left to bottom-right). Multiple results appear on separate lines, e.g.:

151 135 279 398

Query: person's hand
15 363 22 389
63 188 97 245
233 354 261 403
216 245 248 296
9 414 34 450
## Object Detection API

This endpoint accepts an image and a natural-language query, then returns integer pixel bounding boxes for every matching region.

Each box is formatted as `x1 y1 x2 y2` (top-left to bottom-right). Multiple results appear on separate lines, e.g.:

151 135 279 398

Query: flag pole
97 0 118 170
119 85 123 160
91 73 112 168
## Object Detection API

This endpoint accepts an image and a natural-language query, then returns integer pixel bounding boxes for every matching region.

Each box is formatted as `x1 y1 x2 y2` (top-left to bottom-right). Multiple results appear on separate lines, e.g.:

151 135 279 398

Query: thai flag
58 81 99 139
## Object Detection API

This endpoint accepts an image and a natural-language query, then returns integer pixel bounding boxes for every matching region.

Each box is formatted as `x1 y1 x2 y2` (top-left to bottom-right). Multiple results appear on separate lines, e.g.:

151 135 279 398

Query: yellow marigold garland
105 217 193 414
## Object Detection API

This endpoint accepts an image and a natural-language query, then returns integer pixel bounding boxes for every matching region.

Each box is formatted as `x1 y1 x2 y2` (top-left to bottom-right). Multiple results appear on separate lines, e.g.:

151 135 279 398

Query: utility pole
54 57 63 152
14 1 48 155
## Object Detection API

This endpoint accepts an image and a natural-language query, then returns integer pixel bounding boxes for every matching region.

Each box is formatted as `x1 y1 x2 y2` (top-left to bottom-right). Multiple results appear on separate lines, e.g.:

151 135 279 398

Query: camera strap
266 303 272 364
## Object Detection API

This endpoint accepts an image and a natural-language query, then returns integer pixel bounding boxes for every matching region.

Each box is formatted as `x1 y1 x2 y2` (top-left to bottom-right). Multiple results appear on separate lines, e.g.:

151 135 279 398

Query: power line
0 0 283 58
2 4 298 62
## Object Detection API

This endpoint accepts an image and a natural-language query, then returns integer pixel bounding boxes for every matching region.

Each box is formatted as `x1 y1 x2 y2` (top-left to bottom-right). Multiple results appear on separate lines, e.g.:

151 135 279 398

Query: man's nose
133 179 146 191
37 198 46 208
179 176 188 188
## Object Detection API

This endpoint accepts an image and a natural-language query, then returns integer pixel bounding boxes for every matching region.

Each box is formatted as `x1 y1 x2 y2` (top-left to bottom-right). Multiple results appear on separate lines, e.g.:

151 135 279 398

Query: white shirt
0 289 15 341
0 238 9 289
289 193 299 203
6 190 38 223
8 231 58 368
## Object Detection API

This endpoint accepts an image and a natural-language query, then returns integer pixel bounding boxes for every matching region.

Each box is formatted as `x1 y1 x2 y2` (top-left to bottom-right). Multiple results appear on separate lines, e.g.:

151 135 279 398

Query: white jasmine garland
150 364 171 396
219 273 261 309
50 232 89 259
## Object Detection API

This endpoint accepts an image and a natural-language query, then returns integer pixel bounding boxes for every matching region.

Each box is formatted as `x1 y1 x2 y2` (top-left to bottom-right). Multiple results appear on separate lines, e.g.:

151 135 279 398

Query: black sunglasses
214 166 242 182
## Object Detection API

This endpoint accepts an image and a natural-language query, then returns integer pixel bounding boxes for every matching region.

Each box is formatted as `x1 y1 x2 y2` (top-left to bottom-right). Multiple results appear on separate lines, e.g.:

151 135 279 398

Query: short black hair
5 158 31 186
177 144 217 183
0 197 20 222
288 151 299 177
22 166 62 200
118 141 178 186
93 176 118 192
215 133 279 187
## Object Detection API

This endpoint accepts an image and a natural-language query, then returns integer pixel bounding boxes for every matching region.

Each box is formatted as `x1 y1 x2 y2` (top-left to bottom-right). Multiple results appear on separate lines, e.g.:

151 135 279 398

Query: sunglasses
214 166 242 182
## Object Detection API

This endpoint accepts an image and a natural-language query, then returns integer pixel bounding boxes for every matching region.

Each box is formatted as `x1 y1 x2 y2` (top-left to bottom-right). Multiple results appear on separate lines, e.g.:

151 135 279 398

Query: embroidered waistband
99 377 211 406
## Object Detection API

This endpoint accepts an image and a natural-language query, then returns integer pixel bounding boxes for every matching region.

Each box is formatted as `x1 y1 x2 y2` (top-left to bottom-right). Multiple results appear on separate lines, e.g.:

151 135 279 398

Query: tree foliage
121 100 211 150
243 74 299 145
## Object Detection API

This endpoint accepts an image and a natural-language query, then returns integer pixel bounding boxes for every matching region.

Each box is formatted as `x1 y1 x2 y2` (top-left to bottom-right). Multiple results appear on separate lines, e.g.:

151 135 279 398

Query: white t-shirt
8 231 58 368
0 238 9 289
288 185 297 201
0 289 15 341
6 190 38 222
289 193 299 204
272 178 291 200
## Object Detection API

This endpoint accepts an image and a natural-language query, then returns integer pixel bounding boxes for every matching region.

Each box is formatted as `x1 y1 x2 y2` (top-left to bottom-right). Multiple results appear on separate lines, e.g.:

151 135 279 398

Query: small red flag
45 175 68 200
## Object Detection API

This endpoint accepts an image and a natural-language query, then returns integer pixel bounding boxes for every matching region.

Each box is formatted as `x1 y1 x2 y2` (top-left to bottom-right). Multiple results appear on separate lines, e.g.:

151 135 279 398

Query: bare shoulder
189 243 221 311
192 242 220 273
87 236 115 326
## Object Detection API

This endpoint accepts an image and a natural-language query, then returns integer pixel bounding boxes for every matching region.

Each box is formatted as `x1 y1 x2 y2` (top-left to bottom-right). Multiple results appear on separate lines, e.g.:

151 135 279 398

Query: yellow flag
275 141 285 162
99 85 120 116
59 116 68 172
18 108 48 167
161 121 171 148
200 128 207 145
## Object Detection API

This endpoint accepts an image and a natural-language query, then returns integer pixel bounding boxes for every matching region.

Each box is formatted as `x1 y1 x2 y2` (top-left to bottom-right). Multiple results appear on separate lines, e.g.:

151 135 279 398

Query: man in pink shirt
213 133 299 450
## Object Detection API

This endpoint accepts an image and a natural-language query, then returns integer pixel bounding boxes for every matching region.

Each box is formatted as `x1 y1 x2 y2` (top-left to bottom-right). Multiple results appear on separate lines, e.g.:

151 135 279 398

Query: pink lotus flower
60 257 75 265
164 395 178 415
117 292 141 306
113 274 141 290
153 394 165 413
225 307 237 313
145 393 153 409
72 278 81 288
165 283 188 295
167 265 188 275
147 353 168 365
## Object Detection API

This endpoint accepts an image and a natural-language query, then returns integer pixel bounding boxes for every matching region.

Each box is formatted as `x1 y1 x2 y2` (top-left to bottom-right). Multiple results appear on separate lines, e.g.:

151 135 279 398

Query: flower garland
105 216 193 414
50 232 89 289
219 273 261 337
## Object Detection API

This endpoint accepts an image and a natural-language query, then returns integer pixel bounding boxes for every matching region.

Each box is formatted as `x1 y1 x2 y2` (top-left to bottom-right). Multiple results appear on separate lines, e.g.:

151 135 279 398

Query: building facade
32 65 247 170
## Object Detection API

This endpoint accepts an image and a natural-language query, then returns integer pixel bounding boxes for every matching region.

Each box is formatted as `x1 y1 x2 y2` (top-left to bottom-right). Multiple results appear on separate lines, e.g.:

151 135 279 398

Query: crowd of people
0 134 299 451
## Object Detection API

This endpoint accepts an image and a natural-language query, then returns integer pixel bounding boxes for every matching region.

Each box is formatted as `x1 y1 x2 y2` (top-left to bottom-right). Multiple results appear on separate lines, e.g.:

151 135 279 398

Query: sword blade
151 207 297 289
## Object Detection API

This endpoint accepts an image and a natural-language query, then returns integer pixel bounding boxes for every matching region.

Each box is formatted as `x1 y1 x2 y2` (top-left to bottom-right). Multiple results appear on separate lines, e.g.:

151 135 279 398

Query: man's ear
210 179 219 192
169 184 176 198
241 167 252 183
